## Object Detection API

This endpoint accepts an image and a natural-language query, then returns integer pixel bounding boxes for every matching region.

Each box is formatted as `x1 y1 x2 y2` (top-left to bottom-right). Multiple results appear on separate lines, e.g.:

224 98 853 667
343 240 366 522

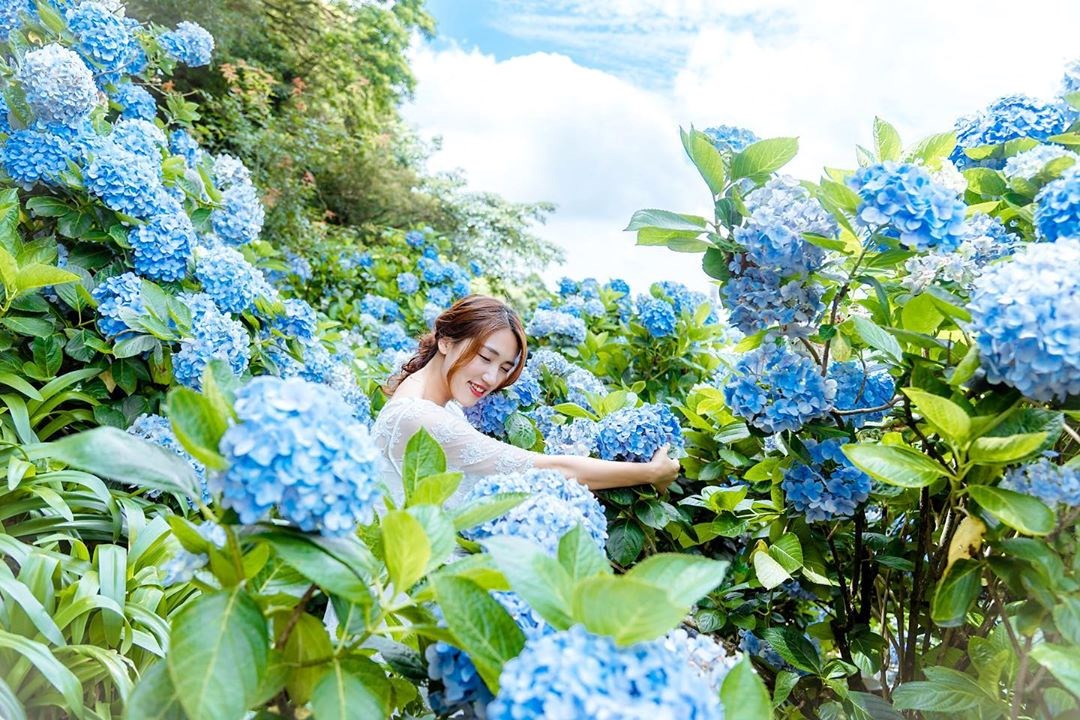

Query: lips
468 381 487 398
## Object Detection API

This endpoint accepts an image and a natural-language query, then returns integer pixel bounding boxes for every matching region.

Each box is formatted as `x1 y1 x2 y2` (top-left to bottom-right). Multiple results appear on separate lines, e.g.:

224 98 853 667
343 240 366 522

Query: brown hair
383 295 528 396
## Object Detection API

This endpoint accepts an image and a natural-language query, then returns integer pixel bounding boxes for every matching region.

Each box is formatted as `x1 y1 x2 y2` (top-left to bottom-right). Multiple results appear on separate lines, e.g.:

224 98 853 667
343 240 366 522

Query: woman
371 295 681 507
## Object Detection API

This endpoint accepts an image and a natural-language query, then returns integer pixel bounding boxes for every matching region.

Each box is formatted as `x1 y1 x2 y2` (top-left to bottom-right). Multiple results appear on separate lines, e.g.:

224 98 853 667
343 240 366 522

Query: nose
482 367 498 385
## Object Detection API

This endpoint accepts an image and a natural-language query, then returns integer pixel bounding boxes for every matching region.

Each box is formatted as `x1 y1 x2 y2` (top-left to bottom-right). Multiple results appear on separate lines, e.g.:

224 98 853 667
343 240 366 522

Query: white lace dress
371 396 537 508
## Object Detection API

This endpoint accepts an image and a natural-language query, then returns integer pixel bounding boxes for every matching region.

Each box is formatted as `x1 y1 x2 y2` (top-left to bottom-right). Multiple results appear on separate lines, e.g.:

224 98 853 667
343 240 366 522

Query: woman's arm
534 445 680 493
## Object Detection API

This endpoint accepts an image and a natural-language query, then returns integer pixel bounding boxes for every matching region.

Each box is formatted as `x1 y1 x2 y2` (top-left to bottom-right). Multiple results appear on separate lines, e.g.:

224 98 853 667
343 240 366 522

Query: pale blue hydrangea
606 278 630 295
465 368 542 438
66 2 142 83
902 213 1020 294
396 271 419 294
529 405 559 437
127 413 207 500
951 95 1074 169
194 244 268 313
417 256 447 284
212 183 264 245
722 260 824 336
160 522 225 585
967 237 1080 402
828 361 895 428
463 468 607 553
377 322 415 352
582 298 605 317
662 628 738 695
739 175 836 273
326 362 371 423
557 277 578 296
703 124 758 153
1 125 74 188
214 377 382 534
1061 58 1080 98
724 342 836 434
1034 165 1080 242
18 44 98 125
566 367 605 408
112 81 156 122
427 285 452 309
636 296 677 338
0 1 33 42
544 417 599 456
425 640 492 717
782 438 871 522
848 162 968 252
169 129 203 166
528 348 571 378
110 118 167 162
340 250 372 271
423 302 441 328
213 154 251 189
270 298 318 344
92 272 144 338
1000 458 1080 508
489 625 721 720
173 292 251 389
405 229 425 248
359 294 401 322
159 21 214 67
85 141 171 218
527 309 586 347
1002 144 1079 181
130 211 195 281
596 403 684 462
655 280 713 320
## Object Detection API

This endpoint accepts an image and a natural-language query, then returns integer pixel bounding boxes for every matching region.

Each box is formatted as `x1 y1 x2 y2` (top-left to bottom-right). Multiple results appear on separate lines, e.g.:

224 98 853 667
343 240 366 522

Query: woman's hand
647 444 680 493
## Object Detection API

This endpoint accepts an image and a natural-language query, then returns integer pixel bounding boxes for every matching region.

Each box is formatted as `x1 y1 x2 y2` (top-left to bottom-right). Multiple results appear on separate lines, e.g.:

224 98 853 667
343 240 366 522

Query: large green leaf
851 316 903 364
625 553 729 607
255 533 372 607
893 667 1002 713
1030 643 1080 697
624 209 708 232
682 127 727 196
278 613 333 706
720 657 772 720
432 576 525 691
968 486 1055 536
753 549 791 589
557 525 610 582
761 628 821 674
310 659 388 720
124 661 185 720
0 629 85 719
401 428 446 502
0 677 26 720
902 388 970 443
731 138 799 179
968 432 1047 464
382 510 431 592
449 492 528 532
873 117 902 161
572 575 684 645
483 535 575 628
842 443 948 488
166 387 228 471
167 588 269 720
931 559 982 627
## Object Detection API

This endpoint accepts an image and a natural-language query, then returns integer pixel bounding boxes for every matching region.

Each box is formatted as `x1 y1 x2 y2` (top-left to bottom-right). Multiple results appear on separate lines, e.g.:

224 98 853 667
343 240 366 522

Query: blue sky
405 1 1080 292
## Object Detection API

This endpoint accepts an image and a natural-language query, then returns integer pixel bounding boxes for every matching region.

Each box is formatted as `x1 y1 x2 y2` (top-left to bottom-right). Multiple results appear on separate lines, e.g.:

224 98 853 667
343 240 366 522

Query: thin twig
276 583 318 649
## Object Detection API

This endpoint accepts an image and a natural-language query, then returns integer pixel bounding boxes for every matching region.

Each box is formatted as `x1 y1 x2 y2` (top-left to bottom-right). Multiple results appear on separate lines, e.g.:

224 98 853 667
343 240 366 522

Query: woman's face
441 327 520 408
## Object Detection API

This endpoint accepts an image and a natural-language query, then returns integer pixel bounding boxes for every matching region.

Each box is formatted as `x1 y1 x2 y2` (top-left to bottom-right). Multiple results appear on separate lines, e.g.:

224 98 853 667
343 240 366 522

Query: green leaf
909 132 957 167
572 575 685 645
450 492 529 532
902 388 970 443
25 196 71 218
768 534 804 573
761 627 822 674
842 443 949 488
702 247 728 281
401 428 446 502
968 486 1054 536
721 657 772 720
963 168 1006 196
1030 643 1080 697
504 411 536 449
409 471 463 507
893 667 1001 713
873 117 902 161
625 553 729 606
165 387 228 471
0 246 18 294
731 137 799 180
2 315 54 337
624 209 707 233
168 588 268 720
551 402 598 421
310 661 387 720
0 371 44 401
968 432 1047 464
1053 597 1080 645
0 563 65 645
42 426 200 499
258 532 373 607
557 524 611 582
634 226 704 247
931 559 982 627
683 128 727 196
14 264 79 294
605 519 645 565
124 661 186 720
278 613 333 705
382 510 430 592
432 576 526 691
851 316 902 364
112 334 159 359
483 536 575 629
0 629 85 719
753 549 791 589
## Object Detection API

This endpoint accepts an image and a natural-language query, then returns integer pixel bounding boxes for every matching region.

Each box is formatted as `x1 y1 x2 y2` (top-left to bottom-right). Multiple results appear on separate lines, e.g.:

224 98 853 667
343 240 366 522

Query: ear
437 337 451 355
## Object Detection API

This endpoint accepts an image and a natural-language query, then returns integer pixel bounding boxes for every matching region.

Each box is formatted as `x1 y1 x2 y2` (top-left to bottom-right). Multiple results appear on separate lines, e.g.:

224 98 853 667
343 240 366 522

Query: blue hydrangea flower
1034 166 1080 242
662 628 738 694
739 629 790 671
489 625 721 720
636 296 678 338
544 417 599 456
270 298 318 344
423 302 441 328
606 278 630 295
159 521 226 585
527 309 586 347
951 95 1074 170
557 277 578 296
214 376 382 534
130 211 195 281
596 403 684 462
427 285 451 309
173 292 251 389
848 162 968 252
0 1 33 42
582 298 605 318
1 125 75 188
194 244 268 313
358 294 401 322
405 229 425 248
724 342 836 433
326 362 371 423
782 438 871 521
422 245 439 260
464 368 542 438
828 361 895 428
1002 144 1079 181
213 154 251 189
159 21 214 67
722 260 824 336
417 256 447 283
528 348 571 378
655 280 712 318
85 141 171 219
425 640 492 716
396 271 419 294
66 2 142 83
128 413 208 500
967 238 1080 402
111 80 156 122
18 44 98 125
566 367 604 408
902 213 1020 294
169 128 204 166
110 118 167 162
462 469 607 553
92 272 144 338
377 322 415 352
1061 58 1080 98
1000 458 1080 508
703 124 758 154
212 183 264 245
741 175 836 267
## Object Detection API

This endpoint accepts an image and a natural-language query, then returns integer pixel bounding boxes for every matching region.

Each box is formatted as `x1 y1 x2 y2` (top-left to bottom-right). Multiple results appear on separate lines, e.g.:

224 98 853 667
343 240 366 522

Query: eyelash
480 355 511 373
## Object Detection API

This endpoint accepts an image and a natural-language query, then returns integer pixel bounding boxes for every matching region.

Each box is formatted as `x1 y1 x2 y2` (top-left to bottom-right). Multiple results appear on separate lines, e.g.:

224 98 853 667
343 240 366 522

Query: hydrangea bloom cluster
527 309 586 347
566 367 605 408
636 296 677 338
703 124 759 153
967 237 1080 402
722 261 824 336
129 211 195 281
1 125 76 188
828 361 895 428
724 342 836 433
488 625 721 720
782 438 872 521
159 21 214 67
160 522 225 586
951 95 1074 169
18 44 98 125
405 229 425 248
112 80 156 122
396 271 419 294
425 639 492 717
326 362 371 423
214 377 382 534
194 245 268 313
848 162 968 252
111 118 167 161
0 1 32 42
464 368 542 438
528 348 572 378
66 2 142 83
85 141 171 219
596 403 684 462
1000 458 1080 508
93 272 144 338
212 181 264 245
1062 58 1080 97
662 628 739 694
127 413 207 500
545 417 600 456
269 298 318 344
1034 165 1080 242
377 322 415 353
359 294 401 322
738 630 790 671
902 213 1019 293
461 468 607 554
557 277 578 296
1002 144 1079 180
173 293 251 389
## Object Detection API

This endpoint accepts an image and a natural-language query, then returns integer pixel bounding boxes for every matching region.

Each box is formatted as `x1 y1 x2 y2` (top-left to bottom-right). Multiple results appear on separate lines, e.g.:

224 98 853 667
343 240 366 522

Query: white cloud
404 1 1080 292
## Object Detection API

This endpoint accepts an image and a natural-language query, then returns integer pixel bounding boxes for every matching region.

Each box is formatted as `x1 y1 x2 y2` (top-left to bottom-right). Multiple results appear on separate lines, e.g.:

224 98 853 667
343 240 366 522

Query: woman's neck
398 360 452 406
